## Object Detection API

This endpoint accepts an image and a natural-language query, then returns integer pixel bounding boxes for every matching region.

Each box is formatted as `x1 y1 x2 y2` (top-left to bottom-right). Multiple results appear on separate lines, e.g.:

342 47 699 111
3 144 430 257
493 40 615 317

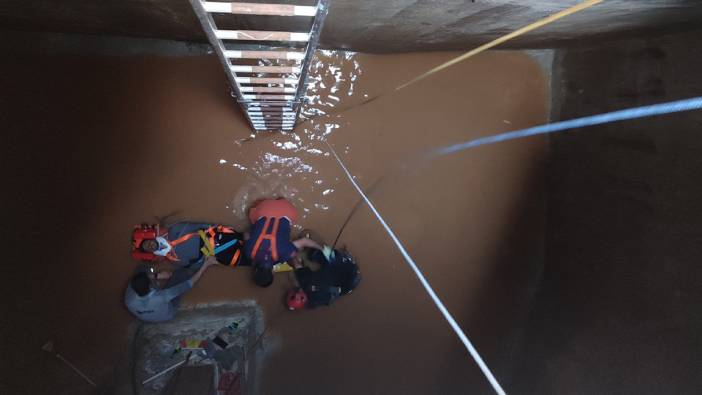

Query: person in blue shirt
124 257 217 322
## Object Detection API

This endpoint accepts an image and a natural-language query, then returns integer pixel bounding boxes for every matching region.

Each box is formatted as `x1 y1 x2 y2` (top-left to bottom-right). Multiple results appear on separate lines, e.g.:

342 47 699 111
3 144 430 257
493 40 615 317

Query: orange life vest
250 217 280 263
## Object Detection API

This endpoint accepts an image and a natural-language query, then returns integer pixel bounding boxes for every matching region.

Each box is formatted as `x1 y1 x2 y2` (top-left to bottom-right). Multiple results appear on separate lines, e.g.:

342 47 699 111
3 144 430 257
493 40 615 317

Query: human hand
291 257 304 269
156 270 173 280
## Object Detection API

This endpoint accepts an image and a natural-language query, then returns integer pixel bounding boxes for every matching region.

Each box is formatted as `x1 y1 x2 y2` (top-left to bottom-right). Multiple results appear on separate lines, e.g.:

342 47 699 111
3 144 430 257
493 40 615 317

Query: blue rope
433 96 702 156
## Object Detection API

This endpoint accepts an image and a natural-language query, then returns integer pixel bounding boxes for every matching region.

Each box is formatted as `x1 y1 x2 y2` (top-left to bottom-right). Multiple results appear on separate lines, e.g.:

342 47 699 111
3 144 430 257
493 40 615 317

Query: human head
253 266 274 288
286 288 308 310
141 239 159 252
131 271 152 296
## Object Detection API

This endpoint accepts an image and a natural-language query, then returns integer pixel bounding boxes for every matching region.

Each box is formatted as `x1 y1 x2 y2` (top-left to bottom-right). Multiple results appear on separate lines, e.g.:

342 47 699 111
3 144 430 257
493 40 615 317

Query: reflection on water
230 50 362 224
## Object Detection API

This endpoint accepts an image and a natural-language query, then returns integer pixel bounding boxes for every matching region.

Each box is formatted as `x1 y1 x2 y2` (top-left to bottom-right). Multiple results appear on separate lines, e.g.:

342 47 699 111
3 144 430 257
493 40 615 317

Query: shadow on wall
512 29 702 394
0 54 161 394
0 53 244 394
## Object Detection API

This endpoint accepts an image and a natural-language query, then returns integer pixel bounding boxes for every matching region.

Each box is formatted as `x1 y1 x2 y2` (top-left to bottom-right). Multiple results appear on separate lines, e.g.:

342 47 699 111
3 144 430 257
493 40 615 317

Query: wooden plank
231 65 301 73
236 77 298 85
216 30 309 42
203 2 317 16
241 86 296 93
224 50 305 60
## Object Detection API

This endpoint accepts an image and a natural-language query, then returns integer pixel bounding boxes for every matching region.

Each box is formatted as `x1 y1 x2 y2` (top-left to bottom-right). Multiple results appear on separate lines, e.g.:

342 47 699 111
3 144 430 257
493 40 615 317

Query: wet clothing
212 230 251 267
248 198 298 224
244 217 297 268
167 222 212 266
124 264 196 322
245 199 299 267
294 249 361 308
165 222 248 267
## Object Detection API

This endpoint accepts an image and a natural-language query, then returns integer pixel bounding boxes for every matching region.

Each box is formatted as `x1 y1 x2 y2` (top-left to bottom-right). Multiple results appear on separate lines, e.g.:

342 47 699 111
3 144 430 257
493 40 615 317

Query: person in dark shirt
286 248 361 310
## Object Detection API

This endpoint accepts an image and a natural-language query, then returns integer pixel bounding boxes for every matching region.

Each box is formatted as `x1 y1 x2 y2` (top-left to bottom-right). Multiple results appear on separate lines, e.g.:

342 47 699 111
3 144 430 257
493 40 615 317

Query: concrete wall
511 29 702 394
1 0 702 52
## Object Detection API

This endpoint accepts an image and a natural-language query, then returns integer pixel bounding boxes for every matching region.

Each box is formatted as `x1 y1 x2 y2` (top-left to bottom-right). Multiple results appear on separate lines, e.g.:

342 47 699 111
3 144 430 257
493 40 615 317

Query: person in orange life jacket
243 198 322 287
133 222 250 268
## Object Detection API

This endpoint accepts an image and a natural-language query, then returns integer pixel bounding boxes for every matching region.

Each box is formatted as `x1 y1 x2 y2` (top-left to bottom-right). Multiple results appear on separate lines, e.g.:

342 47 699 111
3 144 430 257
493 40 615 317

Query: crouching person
286 248 361 310
124 256 217 322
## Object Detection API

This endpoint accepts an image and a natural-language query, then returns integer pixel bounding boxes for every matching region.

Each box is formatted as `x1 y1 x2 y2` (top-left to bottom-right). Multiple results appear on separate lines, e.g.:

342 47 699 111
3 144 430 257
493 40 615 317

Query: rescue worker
132 222 249 268
124 256 218 322
243 198 322 287
286 248 361 310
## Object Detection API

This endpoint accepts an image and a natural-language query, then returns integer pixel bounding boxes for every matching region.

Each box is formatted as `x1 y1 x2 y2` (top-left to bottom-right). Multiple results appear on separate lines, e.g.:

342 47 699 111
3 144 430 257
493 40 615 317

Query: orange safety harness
250 217 280 263
204 225 242 267
132 224 242 266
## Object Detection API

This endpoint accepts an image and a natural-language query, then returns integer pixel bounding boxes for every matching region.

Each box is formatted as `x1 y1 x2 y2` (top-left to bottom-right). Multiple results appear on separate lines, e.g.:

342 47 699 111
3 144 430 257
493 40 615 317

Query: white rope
325 141 506 395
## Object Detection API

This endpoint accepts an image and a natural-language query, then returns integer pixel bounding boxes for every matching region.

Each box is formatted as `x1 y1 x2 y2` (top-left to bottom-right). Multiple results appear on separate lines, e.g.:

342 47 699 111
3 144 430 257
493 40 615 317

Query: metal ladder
189 0 330 132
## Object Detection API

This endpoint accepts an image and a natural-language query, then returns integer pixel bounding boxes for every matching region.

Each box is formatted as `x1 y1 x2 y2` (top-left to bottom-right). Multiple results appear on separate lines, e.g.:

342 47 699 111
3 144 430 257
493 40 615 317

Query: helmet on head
286 288 308 311
131 224 159 261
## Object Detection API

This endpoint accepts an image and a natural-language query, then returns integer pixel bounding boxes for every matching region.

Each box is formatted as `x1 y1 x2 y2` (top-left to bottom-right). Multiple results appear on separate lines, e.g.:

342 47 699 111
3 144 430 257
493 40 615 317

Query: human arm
292 238 323 251
162 257 217 300
189 256 218 285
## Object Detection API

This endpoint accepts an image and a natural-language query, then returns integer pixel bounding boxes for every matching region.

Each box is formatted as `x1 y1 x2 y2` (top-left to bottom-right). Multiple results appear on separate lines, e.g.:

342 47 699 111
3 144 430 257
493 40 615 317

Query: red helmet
131 224 159 261
286 288 308 311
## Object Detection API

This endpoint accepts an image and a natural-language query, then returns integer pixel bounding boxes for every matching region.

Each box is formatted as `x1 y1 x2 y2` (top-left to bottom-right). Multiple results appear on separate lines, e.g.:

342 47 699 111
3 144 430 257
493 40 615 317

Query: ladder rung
216 30 309 42
231 65 301 73
249 114 294 118
252 120 295 123
244 102 294 107
203 2 317 17
250 117 296 121
236 77 298 85
249 112 296 116
248 107 294 111
248 110 294 115
224 50 305 60
249 111 296 116
243 94 295 100
241 86 296 93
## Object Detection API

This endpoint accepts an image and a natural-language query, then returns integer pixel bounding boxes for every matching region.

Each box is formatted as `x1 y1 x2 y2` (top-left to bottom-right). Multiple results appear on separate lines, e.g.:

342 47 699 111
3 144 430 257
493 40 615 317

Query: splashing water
227 50 365 224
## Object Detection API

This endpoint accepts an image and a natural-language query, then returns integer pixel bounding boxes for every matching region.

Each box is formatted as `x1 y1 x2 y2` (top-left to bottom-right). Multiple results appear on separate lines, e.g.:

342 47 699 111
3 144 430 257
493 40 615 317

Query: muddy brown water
1 50 547 394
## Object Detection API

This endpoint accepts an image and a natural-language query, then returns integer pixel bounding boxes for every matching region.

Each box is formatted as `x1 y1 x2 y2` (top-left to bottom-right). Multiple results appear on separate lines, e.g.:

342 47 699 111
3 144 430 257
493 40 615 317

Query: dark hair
131 272 151 296
253 266 274 288
141 239 158 253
